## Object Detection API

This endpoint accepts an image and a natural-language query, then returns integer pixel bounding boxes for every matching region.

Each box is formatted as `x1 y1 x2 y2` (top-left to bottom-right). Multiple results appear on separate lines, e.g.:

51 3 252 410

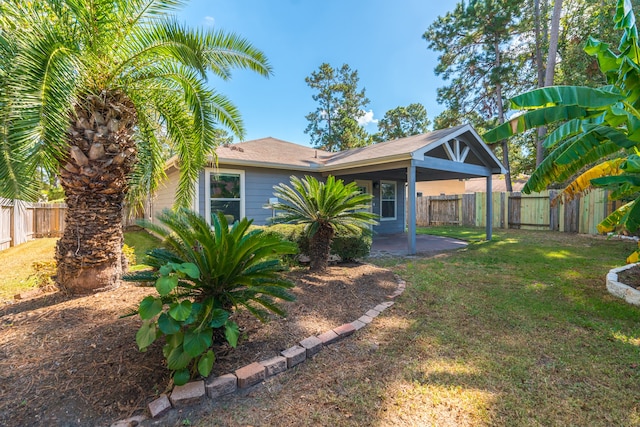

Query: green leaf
158 312 181 335
622 154 640 172
139 296 162 320
183 302 203 326
136 321 157 350
169 300 193 321
183 328 213 358
173 368 191 386
197 350 216 377
620 198 640 232
176 262 200 279
166 331 184 348
208 309 230 328
585 37 619 75
156 275 179 296
509 86 624 110
167 345 193 370
598 202 632 233
591 174 640 188
159 264 173 276
225 321 240 348
484 106 590 143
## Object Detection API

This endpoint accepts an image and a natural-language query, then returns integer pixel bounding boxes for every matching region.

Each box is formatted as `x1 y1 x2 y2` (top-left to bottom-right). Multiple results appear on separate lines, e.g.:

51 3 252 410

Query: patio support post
486 175 493 240
408 162 417 254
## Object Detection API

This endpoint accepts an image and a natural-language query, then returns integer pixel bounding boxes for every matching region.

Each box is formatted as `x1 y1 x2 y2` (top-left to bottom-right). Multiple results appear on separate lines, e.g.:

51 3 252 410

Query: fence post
12 199 27 246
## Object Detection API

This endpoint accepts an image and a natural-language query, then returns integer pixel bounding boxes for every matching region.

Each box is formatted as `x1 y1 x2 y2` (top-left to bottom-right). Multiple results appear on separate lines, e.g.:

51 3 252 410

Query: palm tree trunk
309 223 334 272
55 91 137 294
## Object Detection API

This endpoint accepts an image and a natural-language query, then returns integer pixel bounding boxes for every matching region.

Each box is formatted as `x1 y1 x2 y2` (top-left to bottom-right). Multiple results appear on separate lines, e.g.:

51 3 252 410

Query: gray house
154 124 506 254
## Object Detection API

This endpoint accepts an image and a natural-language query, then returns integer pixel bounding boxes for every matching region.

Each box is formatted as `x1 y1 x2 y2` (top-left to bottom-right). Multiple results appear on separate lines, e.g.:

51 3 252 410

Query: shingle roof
323 125 466 167
213 137 332 169
214 126 469 169
197 124 504 175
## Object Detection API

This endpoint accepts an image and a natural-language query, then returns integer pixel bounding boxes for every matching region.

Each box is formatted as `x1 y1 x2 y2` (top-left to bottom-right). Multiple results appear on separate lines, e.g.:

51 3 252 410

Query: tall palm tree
271 175 378 272
0 0 271 294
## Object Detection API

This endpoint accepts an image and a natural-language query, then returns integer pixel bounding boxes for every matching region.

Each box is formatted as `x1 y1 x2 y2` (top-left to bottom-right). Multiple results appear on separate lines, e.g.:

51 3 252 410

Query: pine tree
373 103 430 142
424 0 527 191
304 63 371 152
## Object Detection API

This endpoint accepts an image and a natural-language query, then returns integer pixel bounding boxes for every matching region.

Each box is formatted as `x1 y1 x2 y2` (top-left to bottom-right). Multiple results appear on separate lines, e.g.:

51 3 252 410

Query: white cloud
357 110 378 127
204 16 215 26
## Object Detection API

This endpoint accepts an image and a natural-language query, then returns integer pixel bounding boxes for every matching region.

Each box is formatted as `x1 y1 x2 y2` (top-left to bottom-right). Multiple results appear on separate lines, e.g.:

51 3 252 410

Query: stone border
606 263 640 306
111 273 408 426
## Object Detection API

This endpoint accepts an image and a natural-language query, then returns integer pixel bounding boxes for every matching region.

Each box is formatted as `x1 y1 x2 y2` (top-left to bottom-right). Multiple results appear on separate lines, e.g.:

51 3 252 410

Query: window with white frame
380 181 396 220
208 170 244 224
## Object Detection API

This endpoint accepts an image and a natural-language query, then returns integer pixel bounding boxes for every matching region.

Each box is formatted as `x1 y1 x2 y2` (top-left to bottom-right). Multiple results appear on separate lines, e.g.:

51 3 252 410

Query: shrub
255 223 372 262
124 209 297 385
328 228 372 261
270 175 377 271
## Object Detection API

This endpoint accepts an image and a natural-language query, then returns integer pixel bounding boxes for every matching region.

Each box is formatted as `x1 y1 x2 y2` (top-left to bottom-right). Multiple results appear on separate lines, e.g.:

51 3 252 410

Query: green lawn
0 230 160 301
417 225 489 242
371 229 640 425
3 228 640 425
123 229 161 270
0 238 57 301
194 229 640 426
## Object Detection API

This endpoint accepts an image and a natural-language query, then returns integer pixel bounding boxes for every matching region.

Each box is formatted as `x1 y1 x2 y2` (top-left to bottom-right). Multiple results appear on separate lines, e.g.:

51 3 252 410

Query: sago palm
125 209 297 384
0 0 271 293
483 0 640 261
271 175 378 272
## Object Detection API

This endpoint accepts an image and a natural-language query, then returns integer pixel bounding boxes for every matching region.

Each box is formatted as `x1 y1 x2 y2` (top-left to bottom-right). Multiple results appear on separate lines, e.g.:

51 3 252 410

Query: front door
355 180 373 229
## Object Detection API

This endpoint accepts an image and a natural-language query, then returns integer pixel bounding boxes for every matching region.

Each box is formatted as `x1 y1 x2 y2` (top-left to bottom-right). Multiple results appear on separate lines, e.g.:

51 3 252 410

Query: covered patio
370 232 468 256
326 124 507 254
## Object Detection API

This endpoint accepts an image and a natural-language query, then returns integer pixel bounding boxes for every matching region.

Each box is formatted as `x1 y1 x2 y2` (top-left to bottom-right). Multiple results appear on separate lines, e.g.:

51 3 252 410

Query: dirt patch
617 264 640 289
0 263 397 427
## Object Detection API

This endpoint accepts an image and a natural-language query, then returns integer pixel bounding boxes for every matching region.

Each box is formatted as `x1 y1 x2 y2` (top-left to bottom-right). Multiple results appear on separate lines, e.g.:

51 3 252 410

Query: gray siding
244 167 323 225
200 166 322 226
334 175 406 235
199 166 405 233
374 179 406 235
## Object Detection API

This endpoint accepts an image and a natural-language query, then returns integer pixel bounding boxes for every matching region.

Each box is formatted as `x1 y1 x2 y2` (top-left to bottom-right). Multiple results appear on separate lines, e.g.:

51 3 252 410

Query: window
380 181 396 220
207 170 244 224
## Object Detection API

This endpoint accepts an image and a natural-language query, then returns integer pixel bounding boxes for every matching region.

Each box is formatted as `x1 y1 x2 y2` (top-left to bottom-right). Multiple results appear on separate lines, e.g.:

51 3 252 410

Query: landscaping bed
0 263 397 427
617 264 640 289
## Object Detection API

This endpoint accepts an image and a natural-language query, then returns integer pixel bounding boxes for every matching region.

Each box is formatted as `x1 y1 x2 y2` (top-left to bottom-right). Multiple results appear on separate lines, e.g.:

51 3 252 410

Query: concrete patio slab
370 233 467 257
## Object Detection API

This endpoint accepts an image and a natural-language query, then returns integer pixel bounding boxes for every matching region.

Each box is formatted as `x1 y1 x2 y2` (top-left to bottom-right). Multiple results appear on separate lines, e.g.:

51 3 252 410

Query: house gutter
208 158 325 172
319 153 412 173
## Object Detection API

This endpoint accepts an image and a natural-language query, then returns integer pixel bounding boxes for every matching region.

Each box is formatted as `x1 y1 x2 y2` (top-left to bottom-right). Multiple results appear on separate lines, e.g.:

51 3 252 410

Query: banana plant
484 0 640 262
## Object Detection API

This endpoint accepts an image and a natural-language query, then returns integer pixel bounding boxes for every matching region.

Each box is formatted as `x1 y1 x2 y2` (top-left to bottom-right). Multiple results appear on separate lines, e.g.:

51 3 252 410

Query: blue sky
178 0 459 146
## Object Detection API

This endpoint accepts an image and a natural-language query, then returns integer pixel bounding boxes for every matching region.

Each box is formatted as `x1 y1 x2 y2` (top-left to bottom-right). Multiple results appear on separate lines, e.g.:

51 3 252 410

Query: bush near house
254 223 372 262
270 175 378 271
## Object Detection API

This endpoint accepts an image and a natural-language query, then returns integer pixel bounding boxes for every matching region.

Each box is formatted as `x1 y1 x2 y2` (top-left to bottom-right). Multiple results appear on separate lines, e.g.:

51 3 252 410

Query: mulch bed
617 264 640 289
0 263 397 427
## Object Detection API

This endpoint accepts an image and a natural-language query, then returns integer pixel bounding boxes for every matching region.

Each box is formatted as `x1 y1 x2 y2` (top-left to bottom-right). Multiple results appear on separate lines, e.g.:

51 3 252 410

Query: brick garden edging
110 272 408 426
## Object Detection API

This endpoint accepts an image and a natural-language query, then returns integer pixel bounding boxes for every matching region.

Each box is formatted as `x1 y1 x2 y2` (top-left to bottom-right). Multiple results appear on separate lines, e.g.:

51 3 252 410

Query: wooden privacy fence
0 200 144 251
416 189 621 235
